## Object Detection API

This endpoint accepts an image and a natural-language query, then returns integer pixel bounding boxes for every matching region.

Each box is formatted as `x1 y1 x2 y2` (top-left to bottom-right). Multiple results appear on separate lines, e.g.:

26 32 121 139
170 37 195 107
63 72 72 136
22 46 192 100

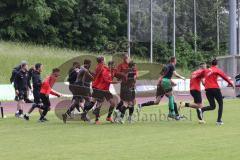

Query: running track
1 89 235 115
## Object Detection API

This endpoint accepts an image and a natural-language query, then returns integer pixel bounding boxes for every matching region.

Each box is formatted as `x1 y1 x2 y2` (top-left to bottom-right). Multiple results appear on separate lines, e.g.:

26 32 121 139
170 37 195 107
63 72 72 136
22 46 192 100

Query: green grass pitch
0 99 240 160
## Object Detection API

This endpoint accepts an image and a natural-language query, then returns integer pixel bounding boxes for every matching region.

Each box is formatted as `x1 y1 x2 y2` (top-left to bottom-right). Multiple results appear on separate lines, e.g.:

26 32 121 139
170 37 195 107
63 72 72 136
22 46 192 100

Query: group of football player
11 54 234 125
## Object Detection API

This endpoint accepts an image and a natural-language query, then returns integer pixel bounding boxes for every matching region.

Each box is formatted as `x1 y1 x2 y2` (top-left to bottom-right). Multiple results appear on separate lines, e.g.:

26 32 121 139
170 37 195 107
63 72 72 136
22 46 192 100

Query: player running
179 63 207 124
24 63 44 120
115 54 138 124
14 62 32 118
91 61 120 124
62 60 94 123
66 62 82 113
199 59 234 126
137 57 185 119
38 68 62 122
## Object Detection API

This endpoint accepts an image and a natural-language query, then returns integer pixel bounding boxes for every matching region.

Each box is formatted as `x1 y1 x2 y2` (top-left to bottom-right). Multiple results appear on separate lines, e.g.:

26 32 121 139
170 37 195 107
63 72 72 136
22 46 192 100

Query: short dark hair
35 63 42 70
52 68 60 73
21 63 27 68
170 57 176 63
211 59 218 66
108 61 114 67
84 59 91 65
128 61 136 68
97 56 104 63
73 62 80 67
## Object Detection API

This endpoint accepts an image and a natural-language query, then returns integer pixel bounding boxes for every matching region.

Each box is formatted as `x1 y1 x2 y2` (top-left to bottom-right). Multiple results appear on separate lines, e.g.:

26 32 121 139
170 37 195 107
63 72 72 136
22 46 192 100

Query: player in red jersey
115 54 138 124
38 68 62 122
91 61 119 124
180 63 207 123
200 59 234 126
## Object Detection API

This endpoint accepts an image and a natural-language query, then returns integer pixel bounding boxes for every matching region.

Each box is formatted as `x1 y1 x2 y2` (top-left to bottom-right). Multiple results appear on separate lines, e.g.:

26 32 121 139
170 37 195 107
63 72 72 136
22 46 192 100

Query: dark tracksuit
32 71 42 104
14 70 31 101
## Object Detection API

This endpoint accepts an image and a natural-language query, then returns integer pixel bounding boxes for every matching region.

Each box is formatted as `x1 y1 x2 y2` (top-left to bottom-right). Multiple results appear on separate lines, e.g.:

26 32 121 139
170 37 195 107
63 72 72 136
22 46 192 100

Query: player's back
190 69 205 91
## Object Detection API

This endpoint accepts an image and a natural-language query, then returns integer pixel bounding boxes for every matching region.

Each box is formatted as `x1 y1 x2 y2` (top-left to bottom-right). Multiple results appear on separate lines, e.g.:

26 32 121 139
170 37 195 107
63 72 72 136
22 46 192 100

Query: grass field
0 99 240 160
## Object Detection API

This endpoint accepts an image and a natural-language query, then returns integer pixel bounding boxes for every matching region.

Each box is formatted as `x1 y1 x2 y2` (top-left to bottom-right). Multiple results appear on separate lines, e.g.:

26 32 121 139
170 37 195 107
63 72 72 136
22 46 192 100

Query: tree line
0 0 229 69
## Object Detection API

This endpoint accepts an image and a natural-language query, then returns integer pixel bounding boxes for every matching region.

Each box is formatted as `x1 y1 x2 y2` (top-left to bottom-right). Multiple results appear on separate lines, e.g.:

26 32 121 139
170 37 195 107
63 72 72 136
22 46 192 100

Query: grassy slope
0 41 95 83
0 41 191 84
0 99 240 160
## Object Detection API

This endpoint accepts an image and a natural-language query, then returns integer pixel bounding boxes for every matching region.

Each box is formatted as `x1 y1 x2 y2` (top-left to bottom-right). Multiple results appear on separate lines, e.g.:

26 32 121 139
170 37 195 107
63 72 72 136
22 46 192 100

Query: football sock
129 107 134 116
84 101 95 112
107 106 114 118
174 102 179 116
120 106 127 118
116 101 123 110
169 96 174 113
94 108 100 121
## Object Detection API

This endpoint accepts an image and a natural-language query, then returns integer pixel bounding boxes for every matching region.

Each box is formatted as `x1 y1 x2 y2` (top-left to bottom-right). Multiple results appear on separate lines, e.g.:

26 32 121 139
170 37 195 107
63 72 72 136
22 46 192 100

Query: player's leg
16 91 25 118
214 89 224 125
200 89 216 121
62 97 80 123
116 101 123 111
39 94 51 122
202 89 216 112
93 101 103 124
24 89 41 120
128 101 135 123
106 95 115 123
138 85 164 110
118 101 128 124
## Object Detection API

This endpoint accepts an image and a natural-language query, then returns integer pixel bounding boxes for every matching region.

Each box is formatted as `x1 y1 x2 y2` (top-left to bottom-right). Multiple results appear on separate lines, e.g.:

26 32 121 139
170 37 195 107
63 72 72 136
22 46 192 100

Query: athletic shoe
19 114 24 119
198 120 206 124
197 108 203 120
95 120 101 125
15 112 20 118
113 110 121 122
81 112 90 122
62 114 67 124
38 119 45 123
106 117 114 123
118 118 125 124
42 118 49 122
216 121 224 126
23 114 29 121
168 112 176 119
137 104 142 113
175 115 181 121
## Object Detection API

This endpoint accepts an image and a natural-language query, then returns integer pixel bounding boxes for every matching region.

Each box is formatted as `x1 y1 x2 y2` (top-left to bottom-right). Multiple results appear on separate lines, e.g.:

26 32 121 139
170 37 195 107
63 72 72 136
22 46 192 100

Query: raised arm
173 71 185 80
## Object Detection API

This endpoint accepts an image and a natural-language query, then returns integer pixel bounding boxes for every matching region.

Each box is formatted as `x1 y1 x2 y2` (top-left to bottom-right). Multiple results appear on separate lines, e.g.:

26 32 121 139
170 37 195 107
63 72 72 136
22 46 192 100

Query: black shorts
120 83 135 102
92 88 113 102
70 83 91 98
15 90 27 101
190 90 202 104
156 85 172 97
40 93 51 109
69 85 85 102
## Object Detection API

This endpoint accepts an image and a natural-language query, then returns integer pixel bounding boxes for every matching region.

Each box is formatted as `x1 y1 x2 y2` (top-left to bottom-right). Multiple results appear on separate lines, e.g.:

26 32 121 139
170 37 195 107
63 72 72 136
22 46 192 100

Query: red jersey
40 76 60 96
92 63 105 88
93 66 113 91
204 66 233 89
117 62 138 82
190 69 205 91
